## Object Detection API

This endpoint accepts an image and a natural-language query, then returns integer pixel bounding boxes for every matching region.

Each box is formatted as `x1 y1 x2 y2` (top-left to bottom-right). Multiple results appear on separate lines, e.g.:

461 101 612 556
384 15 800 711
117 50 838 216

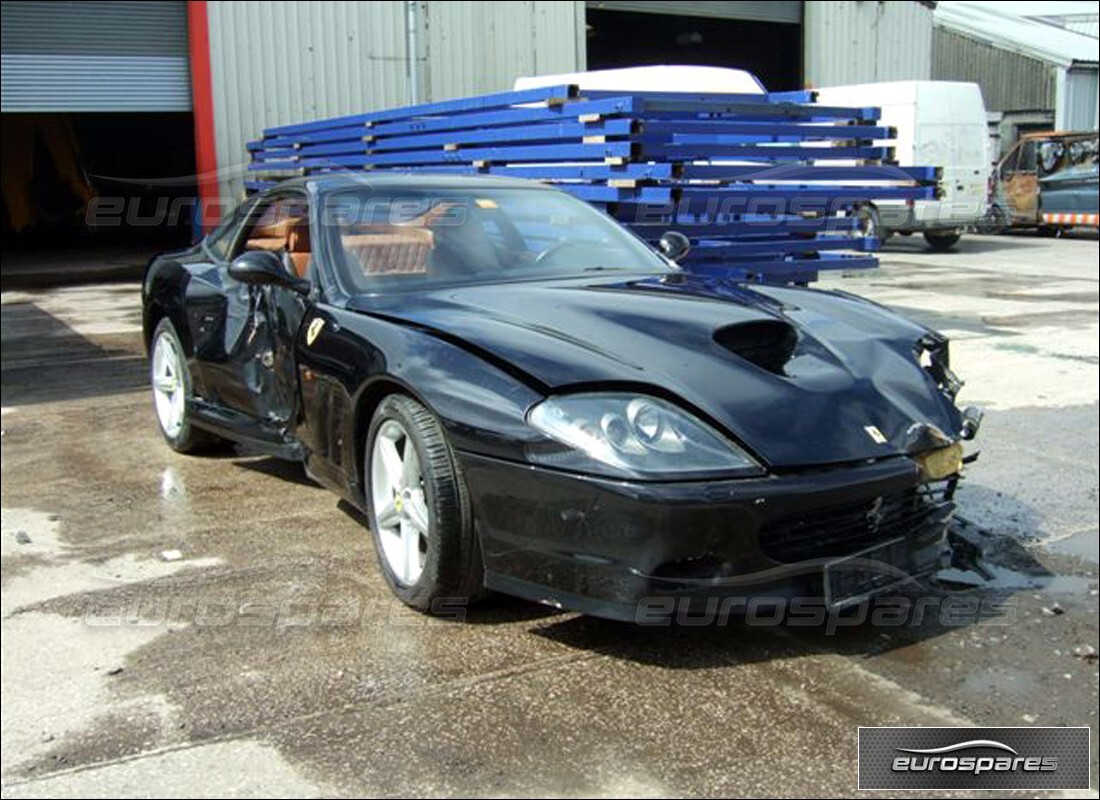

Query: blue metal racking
245 81 941 283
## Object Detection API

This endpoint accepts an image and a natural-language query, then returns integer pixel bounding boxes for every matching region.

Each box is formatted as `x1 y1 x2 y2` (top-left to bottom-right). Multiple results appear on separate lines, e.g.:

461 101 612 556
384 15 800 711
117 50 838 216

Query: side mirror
658 231 691 262
228 250 310 295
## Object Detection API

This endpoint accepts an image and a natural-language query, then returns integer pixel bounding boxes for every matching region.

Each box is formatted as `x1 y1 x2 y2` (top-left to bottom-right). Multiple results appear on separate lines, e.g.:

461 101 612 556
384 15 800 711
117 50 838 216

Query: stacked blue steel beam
245 84 940 283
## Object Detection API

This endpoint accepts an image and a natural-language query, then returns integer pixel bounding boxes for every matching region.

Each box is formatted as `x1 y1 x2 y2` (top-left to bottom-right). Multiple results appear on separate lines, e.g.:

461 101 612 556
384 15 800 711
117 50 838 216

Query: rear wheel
365 394 485 612
857 203 883 246
923 231 961 251
150 318 221 453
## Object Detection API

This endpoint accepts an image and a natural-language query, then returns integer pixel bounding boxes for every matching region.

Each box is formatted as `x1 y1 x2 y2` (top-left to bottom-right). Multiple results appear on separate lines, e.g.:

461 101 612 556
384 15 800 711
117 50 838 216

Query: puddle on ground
979 563 1096 594
1045 529 1100 565
0 506 223 776
960 666 1038 696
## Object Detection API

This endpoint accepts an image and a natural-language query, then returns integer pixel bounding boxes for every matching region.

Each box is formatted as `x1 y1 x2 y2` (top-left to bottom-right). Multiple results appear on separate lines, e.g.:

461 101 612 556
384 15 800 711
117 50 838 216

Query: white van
813 81 990 250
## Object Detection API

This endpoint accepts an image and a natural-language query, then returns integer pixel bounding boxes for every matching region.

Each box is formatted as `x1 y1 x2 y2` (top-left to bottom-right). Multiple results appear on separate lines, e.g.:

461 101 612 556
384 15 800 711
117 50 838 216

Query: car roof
271 172 557 194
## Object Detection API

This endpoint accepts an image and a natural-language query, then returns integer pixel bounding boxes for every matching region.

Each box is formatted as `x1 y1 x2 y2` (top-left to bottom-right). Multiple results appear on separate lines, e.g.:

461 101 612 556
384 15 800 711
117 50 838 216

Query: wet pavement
1 234 1097 797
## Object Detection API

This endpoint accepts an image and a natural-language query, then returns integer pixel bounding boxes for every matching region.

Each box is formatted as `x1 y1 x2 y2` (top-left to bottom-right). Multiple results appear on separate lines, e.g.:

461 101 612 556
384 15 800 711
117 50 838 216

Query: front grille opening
649 554 728 584
714 320 798 375
758 488 954 563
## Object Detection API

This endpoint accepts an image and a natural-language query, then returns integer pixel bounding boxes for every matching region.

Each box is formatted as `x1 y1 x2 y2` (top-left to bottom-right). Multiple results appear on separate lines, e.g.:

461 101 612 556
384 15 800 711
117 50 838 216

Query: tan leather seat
286 222 311 277
338 202 464 277
342 227 434 276
245 215 311 278
245 236 286 253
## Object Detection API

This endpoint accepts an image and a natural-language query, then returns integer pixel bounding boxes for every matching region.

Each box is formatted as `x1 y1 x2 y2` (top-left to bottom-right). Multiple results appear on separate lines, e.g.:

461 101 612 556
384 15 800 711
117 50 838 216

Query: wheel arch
350 375 437 504
143 259 194 357
143 302 167 355
320 317 544 508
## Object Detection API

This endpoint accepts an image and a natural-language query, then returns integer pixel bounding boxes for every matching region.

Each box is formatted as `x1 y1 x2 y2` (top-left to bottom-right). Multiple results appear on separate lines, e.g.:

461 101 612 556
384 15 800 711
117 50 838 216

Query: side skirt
189 398 305 461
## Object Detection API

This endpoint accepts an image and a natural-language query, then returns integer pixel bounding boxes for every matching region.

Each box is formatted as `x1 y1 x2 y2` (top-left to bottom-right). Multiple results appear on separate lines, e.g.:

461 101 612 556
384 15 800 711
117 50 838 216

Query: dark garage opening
1 111 196 287
585 8 803 92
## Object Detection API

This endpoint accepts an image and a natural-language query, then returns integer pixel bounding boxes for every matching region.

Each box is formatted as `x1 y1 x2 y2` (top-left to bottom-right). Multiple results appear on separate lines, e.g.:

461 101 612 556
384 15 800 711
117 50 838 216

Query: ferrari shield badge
864 425 888 444
306 318 325 346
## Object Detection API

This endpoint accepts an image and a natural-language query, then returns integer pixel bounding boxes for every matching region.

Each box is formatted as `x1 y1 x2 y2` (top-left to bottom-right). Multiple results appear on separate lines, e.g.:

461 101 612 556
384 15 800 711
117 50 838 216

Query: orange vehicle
990 131 1099 232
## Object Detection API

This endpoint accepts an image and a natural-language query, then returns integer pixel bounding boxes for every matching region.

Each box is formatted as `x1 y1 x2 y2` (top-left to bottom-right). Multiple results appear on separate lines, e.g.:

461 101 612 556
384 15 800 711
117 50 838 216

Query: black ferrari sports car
142 174 981 621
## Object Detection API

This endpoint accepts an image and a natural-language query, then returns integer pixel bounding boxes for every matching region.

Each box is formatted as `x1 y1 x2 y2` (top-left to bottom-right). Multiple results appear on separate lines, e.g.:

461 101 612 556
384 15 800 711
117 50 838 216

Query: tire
857 203 882 246
364 394 485 612
975 204 1009 235
923 231 961 252
149 318 221 453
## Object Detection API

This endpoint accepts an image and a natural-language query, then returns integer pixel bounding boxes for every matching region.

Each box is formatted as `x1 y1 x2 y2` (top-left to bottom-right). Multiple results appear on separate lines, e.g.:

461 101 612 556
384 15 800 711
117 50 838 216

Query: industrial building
933 1 1099 154
1 0 1096 262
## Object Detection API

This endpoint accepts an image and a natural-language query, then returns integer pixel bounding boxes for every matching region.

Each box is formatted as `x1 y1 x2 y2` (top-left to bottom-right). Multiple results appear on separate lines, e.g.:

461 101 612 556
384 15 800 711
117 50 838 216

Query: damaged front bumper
461 452 957 622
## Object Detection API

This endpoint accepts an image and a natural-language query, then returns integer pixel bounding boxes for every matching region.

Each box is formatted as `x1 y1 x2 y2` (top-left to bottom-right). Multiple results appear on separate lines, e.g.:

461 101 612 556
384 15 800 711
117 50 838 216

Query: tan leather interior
286 223 311 277
338 201 461 277
245 213 312 277
342 227 434 275
244 236 285 253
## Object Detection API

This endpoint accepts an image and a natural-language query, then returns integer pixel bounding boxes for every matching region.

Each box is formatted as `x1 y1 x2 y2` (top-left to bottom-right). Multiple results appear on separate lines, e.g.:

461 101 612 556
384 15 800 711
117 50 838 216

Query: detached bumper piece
461 452 953 621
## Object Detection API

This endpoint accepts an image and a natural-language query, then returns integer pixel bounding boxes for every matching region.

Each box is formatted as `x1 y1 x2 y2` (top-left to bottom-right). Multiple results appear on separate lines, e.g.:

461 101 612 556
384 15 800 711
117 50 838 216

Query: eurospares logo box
858 727 1091 790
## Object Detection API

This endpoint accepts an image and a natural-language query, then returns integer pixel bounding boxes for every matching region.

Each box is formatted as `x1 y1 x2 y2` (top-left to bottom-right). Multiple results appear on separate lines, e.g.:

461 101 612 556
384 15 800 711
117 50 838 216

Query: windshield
321 186 672 292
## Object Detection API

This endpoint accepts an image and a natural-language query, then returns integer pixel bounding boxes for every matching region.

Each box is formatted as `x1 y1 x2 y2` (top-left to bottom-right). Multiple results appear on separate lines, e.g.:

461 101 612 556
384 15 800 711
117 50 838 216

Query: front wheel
975 204 1009 235
149 318 221 453
923 231 961 251
365 394 485 612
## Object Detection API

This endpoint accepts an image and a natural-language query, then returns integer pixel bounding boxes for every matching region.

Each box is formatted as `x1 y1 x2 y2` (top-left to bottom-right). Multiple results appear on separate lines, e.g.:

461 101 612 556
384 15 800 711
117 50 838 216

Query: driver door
216 193 314 431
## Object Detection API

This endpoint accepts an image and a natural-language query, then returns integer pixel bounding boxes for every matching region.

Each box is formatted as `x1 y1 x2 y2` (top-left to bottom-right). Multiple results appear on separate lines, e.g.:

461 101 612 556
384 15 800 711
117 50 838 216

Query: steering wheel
534 240 596 266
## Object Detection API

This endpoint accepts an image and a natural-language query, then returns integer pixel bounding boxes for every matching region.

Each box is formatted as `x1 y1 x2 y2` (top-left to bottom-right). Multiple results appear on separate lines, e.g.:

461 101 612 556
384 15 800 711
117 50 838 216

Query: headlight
526 393 763 479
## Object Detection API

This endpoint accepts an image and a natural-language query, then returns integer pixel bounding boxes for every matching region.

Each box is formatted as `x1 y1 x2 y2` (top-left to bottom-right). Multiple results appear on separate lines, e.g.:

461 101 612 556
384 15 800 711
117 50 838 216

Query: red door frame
187 0 220 232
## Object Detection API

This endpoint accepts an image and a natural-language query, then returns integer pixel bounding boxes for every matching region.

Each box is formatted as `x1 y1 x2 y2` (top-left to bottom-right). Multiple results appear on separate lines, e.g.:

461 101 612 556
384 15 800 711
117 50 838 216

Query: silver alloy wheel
152 331 186 439
370 419 430 585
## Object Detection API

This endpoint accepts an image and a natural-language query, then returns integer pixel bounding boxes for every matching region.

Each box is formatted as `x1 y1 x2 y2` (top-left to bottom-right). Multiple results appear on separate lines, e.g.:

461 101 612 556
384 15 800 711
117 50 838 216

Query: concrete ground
1 233 1097 798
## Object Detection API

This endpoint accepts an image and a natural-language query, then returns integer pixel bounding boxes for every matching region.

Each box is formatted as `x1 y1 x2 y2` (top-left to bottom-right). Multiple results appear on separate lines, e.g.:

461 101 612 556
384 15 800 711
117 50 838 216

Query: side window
999 146 1020 179
204 199 255 261
230 195 313 278
1018 140 1037 172
233 200 281 259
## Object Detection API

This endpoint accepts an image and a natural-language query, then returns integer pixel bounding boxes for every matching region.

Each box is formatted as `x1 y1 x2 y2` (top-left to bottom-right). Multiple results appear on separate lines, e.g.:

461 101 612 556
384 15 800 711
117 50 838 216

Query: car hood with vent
352 274 964 468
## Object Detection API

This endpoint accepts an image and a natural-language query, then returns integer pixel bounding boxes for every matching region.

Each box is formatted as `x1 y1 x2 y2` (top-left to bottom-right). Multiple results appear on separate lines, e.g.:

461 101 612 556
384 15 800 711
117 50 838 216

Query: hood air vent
713 320 798 375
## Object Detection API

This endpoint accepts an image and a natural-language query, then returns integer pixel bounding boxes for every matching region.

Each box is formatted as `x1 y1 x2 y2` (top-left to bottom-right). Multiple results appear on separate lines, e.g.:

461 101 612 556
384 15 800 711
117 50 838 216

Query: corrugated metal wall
1032 14 1100 40
0 0 190 112
585 1 801 24
207 1 410 203
423 1 585 101
207 0 584 203
931 27 1055 113
1061 65 1099 131
1064 18 1100 38
803 1 932 88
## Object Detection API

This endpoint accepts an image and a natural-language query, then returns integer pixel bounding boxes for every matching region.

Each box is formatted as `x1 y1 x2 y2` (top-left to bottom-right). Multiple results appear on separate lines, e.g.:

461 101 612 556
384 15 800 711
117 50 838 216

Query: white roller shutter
1 0 192 112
